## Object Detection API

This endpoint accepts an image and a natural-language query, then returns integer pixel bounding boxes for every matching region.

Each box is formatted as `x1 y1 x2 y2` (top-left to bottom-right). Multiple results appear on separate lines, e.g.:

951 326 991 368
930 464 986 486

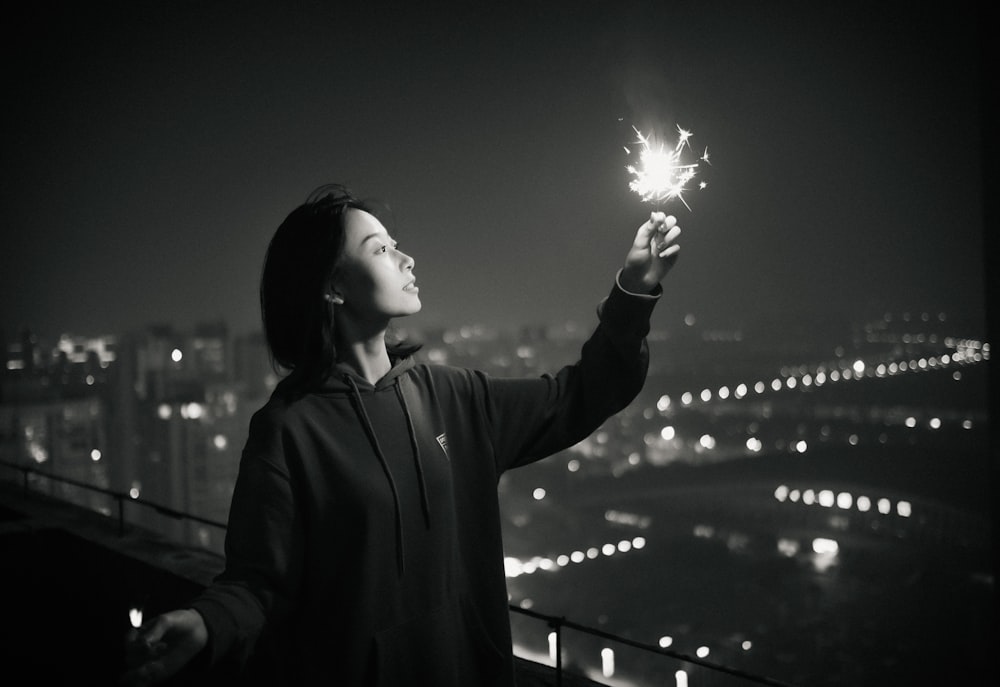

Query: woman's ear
325 275 346 305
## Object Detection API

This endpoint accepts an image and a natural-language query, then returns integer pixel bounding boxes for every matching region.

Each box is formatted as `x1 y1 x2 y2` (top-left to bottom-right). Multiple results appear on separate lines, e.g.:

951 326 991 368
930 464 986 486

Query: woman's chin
397 300 422 317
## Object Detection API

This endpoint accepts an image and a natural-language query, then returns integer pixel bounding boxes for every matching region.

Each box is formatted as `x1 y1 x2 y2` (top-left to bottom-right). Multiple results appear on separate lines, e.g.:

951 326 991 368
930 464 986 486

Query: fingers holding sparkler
651 212 680 258
635 211 679 256
620 210 681 294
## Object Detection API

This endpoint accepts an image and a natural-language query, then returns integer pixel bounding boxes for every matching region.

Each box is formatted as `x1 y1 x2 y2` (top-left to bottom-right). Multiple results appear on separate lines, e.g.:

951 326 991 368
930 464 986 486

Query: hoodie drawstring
395 379 432 527
344 374 431 576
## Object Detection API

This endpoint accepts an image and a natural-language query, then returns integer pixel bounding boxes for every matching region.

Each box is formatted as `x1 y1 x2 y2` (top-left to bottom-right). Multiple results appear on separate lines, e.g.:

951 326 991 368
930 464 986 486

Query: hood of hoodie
273 353 418 397
330 354 418 394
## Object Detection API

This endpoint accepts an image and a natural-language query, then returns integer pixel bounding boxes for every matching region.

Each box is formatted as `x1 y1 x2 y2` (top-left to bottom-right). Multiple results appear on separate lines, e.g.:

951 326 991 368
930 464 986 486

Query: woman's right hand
120 609 208 686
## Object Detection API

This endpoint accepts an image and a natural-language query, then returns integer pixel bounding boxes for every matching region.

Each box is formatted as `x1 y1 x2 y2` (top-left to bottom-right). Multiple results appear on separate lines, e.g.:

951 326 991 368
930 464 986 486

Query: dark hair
259 184 419 387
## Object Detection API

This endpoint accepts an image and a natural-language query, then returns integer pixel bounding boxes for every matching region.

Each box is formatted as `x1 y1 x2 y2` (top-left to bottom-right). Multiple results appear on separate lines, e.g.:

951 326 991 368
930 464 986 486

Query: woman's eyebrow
360 232 387 246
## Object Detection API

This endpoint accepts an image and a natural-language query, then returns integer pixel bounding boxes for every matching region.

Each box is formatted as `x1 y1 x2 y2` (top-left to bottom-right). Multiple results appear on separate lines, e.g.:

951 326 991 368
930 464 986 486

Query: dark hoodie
189 279 660 686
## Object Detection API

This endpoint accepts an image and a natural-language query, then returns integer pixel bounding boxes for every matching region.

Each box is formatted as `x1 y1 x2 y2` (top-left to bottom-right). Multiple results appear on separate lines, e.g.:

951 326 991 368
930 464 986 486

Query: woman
122 184 681 686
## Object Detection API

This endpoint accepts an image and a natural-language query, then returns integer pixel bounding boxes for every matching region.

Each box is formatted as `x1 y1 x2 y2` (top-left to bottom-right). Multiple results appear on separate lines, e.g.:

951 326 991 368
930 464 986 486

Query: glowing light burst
625 124 710 210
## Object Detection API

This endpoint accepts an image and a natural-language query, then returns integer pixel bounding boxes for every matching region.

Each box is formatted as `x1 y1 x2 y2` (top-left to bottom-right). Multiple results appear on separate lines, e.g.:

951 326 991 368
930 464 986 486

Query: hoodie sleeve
187 406 304 670
483 275 660 472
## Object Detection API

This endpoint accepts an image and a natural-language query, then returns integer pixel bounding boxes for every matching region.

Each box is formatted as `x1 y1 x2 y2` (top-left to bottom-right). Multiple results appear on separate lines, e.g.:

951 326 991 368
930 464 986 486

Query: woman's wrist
617 269 656 296
616 269 660 297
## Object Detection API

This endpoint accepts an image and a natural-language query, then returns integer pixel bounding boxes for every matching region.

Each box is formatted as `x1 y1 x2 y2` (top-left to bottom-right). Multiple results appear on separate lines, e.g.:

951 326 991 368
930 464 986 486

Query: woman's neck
336 324 391 385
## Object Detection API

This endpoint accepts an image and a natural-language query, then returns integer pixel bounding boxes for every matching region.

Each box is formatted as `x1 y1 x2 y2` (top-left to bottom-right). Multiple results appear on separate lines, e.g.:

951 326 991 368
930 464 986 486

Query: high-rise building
0 329 115 514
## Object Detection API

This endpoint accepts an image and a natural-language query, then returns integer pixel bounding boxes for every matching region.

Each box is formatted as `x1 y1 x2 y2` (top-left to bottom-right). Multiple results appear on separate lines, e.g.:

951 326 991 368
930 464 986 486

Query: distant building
0 321 254 553
1 328 118 516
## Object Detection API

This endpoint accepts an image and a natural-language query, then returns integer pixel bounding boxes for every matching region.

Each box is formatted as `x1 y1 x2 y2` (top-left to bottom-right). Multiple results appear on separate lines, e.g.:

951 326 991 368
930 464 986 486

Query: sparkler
625 124 710 210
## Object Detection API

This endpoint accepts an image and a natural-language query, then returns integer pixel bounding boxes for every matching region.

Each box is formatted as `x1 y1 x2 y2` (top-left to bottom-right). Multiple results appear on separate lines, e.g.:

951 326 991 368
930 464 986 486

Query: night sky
1 1 987 344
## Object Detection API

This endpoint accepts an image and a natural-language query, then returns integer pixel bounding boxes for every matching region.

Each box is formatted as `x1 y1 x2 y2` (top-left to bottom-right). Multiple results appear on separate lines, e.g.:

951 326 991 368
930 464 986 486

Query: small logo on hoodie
436 433 449 459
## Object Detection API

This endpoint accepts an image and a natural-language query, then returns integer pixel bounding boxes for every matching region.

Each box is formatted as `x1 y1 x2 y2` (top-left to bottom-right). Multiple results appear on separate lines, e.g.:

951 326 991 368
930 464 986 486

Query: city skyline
0 1 989 345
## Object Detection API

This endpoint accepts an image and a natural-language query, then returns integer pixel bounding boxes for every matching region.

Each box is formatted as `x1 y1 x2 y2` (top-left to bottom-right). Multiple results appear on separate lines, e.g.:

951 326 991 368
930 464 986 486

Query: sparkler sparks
625 124 710 210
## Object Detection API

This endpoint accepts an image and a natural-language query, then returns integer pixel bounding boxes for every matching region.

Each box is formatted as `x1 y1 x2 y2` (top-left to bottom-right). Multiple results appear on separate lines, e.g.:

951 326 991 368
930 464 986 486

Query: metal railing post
548 616 564 687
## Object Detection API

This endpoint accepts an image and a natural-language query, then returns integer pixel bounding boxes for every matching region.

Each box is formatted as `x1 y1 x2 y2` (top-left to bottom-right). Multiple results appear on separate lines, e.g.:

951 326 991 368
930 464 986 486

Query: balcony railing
0 458 796 687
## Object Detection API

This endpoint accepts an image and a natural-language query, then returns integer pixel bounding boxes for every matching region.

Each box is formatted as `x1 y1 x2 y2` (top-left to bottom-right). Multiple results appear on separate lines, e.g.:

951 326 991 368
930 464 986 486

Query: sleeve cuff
596 271 661 336
187 597 236 667
614 269 663 299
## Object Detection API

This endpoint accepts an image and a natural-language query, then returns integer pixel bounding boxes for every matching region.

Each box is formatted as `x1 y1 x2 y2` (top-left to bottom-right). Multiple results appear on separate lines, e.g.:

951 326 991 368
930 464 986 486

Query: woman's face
333 209 421 323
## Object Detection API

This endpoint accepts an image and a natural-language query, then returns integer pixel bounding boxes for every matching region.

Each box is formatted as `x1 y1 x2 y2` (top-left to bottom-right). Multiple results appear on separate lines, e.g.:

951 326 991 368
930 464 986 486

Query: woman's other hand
120 609 208 686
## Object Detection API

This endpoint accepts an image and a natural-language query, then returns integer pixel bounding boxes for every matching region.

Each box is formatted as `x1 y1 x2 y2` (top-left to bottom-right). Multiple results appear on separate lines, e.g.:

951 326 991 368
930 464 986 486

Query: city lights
812 538 839 555
777 538 799 557
180 402 204 419
504 535 648 578
775 484 917 524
